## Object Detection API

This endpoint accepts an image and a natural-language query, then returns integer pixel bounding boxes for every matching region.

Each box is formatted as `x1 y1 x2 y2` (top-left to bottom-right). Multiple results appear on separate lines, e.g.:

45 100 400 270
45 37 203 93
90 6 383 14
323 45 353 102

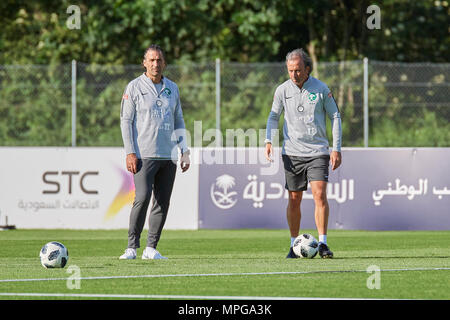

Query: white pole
215 58 221 147
363 57 369 148
71 60 77 147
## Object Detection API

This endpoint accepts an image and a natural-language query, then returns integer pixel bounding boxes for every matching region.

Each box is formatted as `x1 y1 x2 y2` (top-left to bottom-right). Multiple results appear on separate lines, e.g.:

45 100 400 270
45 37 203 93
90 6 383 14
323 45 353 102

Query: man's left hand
180 152 190 172
330 151 342 171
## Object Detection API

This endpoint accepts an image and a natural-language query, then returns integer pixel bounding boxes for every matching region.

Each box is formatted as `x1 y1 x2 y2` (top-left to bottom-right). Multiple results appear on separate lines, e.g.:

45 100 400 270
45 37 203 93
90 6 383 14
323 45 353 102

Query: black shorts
282 154 330 191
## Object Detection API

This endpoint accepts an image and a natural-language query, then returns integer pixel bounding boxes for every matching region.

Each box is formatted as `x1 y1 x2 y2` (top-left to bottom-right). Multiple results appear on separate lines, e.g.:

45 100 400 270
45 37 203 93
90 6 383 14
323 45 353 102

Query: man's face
143 49 165 78
287 57 309 87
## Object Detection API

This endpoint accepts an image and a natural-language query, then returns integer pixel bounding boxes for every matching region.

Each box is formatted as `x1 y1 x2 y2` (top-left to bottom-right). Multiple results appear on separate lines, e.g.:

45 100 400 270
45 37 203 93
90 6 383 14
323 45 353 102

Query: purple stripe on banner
198 148 450 230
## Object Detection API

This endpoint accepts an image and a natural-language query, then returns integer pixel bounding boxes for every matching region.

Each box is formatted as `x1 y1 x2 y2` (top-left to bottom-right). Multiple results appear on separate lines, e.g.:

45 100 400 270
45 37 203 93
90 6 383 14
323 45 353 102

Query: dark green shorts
282 154 330 191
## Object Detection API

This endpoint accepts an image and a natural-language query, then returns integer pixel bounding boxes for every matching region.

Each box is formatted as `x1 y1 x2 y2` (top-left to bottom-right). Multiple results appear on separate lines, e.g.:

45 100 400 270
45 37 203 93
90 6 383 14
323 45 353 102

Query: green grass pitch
0 229 449 300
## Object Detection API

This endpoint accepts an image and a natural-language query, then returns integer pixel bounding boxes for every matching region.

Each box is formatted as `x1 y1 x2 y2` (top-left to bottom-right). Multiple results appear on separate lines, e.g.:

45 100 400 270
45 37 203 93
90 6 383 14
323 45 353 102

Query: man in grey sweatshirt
265 48 342 259
119 44 190 260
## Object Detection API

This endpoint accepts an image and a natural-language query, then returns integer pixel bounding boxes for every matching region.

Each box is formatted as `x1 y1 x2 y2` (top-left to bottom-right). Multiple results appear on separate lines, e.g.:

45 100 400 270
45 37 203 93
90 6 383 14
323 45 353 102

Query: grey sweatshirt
266 76 342 157
120 73 189 160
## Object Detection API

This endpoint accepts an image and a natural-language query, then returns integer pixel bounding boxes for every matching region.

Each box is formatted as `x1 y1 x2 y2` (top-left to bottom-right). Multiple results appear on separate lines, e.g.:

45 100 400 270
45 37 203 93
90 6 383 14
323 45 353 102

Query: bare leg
310 181 329 236
287 191 303 238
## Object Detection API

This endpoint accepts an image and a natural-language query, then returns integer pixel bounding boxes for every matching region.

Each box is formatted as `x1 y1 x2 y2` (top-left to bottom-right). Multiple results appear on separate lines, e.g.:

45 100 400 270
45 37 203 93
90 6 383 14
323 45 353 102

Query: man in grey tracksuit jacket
119 45 190 260
265 48 342 259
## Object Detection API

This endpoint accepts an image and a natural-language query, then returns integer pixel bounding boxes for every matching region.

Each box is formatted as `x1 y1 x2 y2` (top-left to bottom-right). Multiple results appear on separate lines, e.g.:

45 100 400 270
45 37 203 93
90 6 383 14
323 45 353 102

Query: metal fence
0 60 448 147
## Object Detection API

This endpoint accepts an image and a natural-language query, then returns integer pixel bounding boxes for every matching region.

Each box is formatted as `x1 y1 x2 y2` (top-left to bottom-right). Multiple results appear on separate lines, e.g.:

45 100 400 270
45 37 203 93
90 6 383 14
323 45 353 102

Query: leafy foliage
0 1 448 147
1 0 448 64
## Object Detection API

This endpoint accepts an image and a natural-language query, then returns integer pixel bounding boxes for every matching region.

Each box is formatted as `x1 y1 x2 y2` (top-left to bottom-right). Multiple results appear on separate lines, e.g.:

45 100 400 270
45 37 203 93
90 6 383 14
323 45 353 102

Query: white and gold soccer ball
39 241 69 268
292 234 319 258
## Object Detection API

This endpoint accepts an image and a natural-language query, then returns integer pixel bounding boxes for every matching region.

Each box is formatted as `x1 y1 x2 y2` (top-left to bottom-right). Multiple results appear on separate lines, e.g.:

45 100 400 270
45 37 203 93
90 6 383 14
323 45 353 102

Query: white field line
0 292 402 300
0 267 449 283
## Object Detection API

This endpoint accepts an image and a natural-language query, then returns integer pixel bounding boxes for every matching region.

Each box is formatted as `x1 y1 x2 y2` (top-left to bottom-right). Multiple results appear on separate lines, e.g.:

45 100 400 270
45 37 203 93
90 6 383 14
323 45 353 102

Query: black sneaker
286 247 298 259
318 243 334 258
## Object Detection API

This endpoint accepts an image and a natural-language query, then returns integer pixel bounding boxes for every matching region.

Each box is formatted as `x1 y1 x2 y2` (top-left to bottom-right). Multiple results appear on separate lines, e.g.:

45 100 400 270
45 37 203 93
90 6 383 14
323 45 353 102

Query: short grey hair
286 48 313 75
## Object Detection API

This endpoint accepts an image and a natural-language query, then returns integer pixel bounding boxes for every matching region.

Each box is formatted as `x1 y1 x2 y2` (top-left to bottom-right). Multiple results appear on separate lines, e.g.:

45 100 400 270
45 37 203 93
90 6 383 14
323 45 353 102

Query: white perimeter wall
0 147 199 229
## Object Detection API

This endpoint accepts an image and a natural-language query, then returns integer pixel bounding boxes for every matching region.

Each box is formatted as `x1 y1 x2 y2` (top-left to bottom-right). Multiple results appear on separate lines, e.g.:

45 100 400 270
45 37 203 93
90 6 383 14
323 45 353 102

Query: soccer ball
292 234 319 258
39 241 69 268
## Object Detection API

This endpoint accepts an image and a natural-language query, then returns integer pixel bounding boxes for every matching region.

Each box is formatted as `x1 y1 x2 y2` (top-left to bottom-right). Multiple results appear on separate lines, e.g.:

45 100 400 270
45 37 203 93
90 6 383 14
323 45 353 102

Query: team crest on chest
162 88 172 98
308 93 318 103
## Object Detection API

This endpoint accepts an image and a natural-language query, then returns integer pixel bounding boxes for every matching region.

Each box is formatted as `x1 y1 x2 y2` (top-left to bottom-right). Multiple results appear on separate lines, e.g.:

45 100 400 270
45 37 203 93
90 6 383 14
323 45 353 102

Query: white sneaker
119 248 137 260
142 247 168 260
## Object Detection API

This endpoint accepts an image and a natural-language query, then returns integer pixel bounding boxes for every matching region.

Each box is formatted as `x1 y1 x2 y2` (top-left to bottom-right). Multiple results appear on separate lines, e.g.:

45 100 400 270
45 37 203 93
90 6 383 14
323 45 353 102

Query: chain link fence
0 60 448 147
369 61 450 146
0 65 71 146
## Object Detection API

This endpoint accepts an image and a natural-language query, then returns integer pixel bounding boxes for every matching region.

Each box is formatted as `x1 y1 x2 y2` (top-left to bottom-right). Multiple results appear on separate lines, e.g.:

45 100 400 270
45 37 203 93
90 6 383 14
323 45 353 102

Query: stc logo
38 167 135 219
42 171 99 194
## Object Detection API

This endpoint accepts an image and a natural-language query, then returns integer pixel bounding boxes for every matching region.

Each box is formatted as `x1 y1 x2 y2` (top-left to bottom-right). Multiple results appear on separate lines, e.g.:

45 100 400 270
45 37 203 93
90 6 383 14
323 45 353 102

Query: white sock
319 235 327 244
290 237 296 247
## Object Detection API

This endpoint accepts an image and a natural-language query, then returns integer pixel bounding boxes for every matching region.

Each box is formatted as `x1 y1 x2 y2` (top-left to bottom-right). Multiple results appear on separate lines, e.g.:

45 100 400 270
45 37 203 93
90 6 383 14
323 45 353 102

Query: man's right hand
126 153 138 174
265 143 273 162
